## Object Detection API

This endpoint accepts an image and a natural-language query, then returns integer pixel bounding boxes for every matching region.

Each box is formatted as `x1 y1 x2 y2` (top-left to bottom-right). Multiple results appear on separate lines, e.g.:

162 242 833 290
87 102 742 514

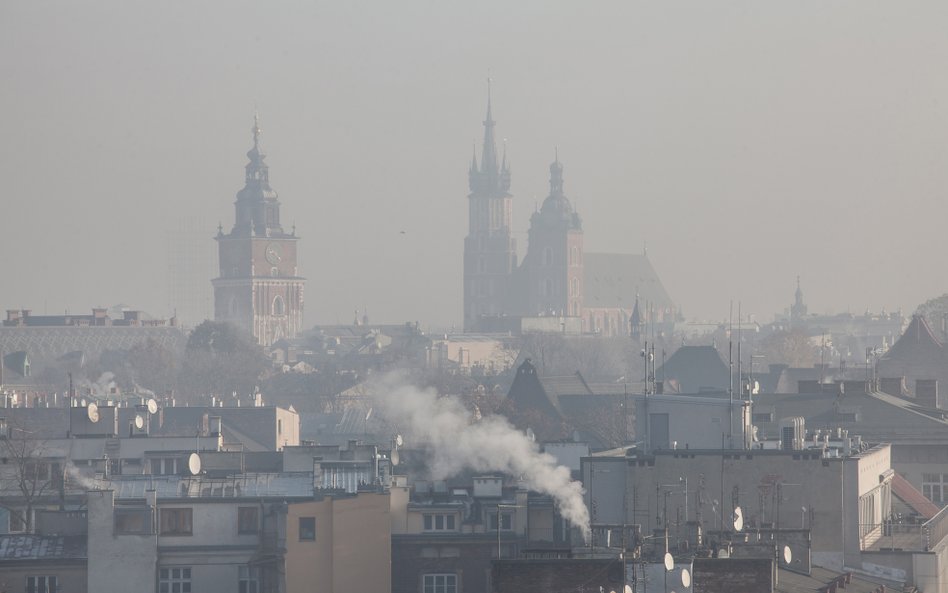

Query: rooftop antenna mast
728 301 734 449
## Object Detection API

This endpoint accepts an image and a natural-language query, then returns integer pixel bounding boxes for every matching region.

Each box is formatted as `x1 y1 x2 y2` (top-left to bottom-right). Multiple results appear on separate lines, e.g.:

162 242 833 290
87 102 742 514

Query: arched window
272 295 286 316
543 279 554 297
543 247 553 267
570 277 578 298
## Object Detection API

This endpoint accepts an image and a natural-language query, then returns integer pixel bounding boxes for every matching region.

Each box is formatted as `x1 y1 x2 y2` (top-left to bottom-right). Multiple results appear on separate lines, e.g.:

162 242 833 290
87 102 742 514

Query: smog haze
3 1 947 327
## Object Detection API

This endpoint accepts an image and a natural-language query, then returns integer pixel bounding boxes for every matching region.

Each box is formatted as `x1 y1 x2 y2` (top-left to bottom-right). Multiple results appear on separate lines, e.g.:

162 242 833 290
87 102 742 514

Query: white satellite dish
134 414 144 430
146 398 158 415
681 568 691 588
733 506 744 532
390 449 400 467
783 545 792 564
625 586 633 593
188 452 202 475
87 403 99 423
664 552 674 571
395 434 403 448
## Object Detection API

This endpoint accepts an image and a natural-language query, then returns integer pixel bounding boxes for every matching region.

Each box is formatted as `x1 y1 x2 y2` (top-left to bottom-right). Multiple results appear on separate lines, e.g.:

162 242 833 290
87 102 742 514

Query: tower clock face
265 242 282 265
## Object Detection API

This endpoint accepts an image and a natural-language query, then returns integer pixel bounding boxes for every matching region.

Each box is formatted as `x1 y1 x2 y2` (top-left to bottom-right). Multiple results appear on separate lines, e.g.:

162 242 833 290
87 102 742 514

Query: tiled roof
0 535 85 561
776 566 896 593
583 253 673 311
891 473 941 520
104 472 315 499
657 345 730 393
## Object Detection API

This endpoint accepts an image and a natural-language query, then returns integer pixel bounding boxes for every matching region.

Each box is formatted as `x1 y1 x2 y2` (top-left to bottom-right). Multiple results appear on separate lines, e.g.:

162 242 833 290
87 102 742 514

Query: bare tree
0 421 62 532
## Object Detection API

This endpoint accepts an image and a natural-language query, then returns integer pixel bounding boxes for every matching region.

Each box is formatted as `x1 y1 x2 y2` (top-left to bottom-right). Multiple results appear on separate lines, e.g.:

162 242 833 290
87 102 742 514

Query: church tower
212 116 305 347
463 83 517 331
519 154 583 318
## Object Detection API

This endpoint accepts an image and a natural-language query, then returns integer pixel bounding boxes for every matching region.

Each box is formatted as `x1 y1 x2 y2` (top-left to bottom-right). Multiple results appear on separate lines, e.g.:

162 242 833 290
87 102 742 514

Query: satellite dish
733 506 744 532
87 403 99 423
783 545 792 564
188 453 202 475
390 449 400 466
395 434 403 448
526 428 536 442
625 586 633 593
134 414 144 430
664 552 674 571
146 398 158 415
681 568 691 588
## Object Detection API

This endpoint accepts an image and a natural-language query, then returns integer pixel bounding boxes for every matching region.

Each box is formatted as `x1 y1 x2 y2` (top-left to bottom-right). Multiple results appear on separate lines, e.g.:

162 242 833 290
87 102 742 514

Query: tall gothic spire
481 78 499 176
469 79 510 195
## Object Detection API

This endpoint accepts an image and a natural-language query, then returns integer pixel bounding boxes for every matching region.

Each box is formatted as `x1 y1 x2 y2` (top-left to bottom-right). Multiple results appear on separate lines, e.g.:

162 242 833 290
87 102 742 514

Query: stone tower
212 116 305 346
463 83 517 331
519 155 584 317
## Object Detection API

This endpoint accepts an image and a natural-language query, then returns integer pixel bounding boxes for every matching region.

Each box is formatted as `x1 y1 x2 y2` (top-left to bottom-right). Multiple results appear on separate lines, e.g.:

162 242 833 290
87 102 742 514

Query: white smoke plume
78 372 117 399
64 462 100 491
374 374 590 541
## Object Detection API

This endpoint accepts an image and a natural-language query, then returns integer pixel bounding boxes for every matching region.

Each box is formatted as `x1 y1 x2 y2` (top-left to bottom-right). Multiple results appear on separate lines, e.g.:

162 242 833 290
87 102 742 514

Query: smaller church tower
212 116 305 347
518 154 583 317
790 275 807 322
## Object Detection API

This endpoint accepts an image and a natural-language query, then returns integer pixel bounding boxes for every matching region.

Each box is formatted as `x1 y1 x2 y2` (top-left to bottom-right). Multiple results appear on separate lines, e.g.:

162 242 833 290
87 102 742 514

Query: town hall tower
213 117 305 347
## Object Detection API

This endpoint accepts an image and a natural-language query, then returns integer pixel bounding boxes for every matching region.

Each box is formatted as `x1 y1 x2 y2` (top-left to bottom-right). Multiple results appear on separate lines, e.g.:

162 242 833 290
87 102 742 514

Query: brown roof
891 473 941 520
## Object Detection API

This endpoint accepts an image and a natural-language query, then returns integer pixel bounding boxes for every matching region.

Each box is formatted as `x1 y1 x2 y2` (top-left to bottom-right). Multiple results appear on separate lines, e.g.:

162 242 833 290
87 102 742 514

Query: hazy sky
3 2 948 329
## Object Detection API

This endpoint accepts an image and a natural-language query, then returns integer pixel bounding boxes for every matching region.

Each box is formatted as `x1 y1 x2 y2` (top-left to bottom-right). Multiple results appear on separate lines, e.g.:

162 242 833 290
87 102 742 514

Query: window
238 507 258 534
423 513 456 531
424 574 457 593
239 566 259 593
752 412 774 423
160 508 193 535
272 295 285 315
299 516 316 541
8 509 26 533
26 576 57 593
923 473 948 504
151 457 179 475
159 567 191 593
543 247 553 267
115 508 151 534
489 512 513 531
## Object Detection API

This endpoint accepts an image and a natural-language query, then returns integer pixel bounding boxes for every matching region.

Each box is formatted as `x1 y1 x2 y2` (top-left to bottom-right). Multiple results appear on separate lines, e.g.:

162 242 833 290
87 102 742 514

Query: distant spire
245 112 268 184
469 79 509 194
480 78 499 176
501 138 508 172
549 149 564 195
252 110 261 150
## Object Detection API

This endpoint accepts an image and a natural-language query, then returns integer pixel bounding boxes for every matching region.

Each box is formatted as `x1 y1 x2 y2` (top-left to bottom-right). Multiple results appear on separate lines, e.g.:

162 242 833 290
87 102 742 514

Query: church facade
463 92 675 337
213 117 305 347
